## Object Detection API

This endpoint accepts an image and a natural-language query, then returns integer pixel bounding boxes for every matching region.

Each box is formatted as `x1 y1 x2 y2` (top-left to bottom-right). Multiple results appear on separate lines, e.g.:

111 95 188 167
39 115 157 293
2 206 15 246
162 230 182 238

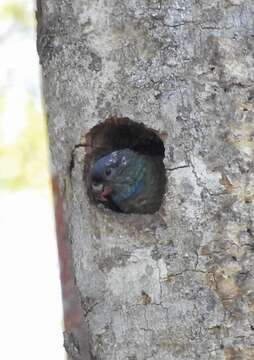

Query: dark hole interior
84 117 166 214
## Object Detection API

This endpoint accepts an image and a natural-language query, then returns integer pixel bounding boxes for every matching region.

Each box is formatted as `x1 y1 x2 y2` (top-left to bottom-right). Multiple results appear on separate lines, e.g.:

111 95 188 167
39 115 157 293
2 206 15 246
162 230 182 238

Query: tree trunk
37 0 254 359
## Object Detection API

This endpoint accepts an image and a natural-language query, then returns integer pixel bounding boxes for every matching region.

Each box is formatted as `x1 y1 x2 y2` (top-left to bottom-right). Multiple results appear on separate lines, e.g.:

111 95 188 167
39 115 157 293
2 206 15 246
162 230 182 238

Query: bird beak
92 183 103 193
100 185 112 202
92 183 112 202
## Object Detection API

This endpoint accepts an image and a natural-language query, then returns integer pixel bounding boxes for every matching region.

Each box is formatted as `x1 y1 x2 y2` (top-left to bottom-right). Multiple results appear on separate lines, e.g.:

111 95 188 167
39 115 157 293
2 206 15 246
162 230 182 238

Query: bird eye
105 168 112 177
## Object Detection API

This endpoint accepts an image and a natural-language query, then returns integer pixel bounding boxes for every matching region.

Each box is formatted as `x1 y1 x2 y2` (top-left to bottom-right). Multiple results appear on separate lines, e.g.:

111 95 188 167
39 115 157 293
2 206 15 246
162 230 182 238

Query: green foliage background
0 1 50 191
0 101 49 190
0 0 34 27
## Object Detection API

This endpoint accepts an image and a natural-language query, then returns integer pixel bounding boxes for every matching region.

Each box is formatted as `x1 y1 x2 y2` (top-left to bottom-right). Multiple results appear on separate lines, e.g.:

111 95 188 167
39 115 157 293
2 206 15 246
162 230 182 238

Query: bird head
90 150 129 203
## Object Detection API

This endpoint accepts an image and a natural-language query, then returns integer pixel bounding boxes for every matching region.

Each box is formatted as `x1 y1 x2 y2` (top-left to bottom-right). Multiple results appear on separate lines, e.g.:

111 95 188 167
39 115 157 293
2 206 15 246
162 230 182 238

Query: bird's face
90 151 127 202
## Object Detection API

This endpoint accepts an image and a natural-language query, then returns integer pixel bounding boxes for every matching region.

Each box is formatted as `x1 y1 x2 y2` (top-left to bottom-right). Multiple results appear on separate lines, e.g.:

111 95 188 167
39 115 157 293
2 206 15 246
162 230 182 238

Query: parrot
89 148 166 214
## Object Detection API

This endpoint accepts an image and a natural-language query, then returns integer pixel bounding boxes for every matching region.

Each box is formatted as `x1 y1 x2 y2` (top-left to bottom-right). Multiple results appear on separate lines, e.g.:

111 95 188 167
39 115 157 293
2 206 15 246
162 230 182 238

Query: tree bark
37 0 254 359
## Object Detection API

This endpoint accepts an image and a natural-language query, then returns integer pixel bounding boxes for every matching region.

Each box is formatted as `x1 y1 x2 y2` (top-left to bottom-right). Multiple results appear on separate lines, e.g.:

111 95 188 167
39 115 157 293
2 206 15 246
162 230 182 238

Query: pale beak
92 183 112 202
92 182 103 193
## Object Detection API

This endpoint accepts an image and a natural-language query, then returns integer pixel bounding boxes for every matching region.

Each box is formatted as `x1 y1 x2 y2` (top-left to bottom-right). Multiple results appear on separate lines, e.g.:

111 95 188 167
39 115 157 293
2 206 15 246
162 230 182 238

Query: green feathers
90 149 166 214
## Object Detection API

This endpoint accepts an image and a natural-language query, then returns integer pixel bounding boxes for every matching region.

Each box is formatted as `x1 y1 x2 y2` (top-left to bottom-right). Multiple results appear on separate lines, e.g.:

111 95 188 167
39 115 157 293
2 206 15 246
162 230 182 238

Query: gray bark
37 0 254 359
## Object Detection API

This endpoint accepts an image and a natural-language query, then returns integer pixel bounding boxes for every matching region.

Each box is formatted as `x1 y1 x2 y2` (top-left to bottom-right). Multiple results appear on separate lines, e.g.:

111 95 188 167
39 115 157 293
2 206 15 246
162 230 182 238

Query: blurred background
0 0 65 358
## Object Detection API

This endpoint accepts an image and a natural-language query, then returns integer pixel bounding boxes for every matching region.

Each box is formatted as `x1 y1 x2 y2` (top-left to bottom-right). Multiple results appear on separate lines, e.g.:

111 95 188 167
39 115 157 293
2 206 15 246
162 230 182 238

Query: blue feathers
111 159 145 203
90 148 165 214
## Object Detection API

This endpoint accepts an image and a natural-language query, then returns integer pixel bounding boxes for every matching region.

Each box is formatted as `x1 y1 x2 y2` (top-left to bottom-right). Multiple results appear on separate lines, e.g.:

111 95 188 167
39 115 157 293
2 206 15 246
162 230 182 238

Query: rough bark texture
37 1 254 359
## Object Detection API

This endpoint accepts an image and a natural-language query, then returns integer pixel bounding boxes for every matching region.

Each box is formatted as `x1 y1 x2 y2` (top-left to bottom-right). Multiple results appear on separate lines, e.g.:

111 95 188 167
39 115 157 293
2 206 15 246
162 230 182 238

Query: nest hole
84 117 166 214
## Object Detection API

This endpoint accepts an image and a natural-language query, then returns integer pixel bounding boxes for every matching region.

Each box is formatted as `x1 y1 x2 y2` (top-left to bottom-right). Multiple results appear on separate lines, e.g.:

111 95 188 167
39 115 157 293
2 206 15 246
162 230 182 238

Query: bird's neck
113 161 146 202
124 174 144 200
